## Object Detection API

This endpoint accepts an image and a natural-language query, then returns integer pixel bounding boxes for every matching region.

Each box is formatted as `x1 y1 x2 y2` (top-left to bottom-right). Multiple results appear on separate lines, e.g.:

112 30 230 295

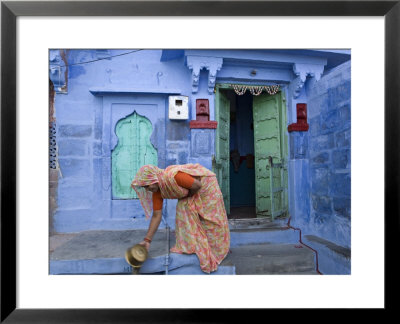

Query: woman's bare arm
139 209 162 251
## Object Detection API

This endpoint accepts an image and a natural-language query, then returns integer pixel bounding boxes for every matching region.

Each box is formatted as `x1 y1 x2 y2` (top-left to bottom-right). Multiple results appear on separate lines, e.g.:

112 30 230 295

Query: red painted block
196 99 210 121
190 99 218 128
288 103 309 132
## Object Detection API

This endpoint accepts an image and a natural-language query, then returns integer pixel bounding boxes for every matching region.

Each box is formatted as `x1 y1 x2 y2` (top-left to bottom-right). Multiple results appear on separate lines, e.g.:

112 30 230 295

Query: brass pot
125 244 148 271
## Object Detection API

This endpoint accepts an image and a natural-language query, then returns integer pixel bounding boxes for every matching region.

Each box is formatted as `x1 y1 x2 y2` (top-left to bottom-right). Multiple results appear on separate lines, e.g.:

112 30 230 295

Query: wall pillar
185 56 223 171
287 62 324 228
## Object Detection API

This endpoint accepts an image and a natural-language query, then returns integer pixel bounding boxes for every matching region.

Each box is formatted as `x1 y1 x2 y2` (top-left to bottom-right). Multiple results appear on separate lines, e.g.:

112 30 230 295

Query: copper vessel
125 244 148 274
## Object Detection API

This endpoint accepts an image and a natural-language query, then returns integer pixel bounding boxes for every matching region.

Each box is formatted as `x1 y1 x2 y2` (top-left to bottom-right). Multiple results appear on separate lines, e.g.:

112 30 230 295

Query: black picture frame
1 0 398 322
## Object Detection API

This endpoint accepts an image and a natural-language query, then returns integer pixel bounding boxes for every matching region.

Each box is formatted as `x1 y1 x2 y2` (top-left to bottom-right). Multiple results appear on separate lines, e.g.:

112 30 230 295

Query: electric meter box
168 96 189 120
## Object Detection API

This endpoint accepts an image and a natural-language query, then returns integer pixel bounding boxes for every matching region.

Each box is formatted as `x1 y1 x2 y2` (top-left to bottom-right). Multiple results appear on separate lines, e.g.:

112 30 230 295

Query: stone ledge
49 254 235 275
288 123 309 132
305 235 351 259
189 120 218 129
89 87 181 96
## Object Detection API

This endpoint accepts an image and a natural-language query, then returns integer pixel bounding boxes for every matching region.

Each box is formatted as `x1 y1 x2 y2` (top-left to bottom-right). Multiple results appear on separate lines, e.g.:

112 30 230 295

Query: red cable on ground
286 217 323 275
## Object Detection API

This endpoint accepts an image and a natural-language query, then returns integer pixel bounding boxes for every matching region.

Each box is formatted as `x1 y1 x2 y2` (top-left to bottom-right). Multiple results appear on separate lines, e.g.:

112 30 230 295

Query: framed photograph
1 0 398 321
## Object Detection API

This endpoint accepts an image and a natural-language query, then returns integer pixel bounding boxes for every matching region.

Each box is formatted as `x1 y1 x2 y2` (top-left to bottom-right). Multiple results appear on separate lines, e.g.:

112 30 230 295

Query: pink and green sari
131 163 230 273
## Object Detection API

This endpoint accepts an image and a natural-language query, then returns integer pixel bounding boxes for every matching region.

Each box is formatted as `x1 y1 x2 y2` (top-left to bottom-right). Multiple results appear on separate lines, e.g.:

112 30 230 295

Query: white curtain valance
231 84 280 96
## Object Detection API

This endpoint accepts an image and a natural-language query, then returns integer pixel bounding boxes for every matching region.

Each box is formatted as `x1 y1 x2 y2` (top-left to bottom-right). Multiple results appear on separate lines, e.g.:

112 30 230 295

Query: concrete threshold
229 216 289 230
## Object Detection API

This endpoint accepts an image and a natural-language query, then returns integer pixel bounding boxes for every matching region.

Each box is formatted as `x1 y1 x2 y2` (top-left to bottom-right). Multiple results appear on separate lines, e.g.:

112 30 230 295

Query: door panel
253 92 288 219
214 88 230 215
279 91 289 212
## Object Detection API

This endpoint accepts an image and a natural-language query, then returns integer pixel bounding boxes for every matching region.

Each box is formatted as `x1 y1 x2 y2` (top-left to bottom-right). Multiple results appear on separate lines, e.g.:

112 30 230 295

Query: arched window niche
112 111 158 199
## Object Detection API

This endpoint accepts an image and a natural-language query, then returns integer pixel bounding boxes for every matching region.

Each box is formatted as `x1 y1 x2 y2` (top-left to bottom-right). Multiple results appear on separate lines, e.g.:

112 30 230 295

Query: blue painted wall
305 61 351 248
52 49 193 232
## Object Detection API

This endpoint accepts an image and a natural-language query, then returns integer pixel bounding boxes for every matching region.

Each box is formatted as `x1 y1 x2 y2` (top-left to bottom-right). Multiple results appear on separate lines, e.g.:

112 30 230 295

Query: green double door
214 86 288 220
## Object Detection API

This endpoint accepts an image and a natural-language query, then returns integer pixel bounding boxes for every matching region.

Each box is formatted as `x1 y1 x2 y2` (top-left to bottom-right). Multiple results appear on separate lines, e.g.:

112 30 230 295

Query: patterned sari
131 164 230 273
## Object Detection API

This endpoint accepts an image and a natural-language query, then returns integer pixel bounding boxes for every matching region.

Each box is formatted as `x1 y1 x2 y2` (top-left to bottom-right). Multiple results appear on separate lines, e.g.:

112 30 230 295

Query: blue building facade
49 49 351 254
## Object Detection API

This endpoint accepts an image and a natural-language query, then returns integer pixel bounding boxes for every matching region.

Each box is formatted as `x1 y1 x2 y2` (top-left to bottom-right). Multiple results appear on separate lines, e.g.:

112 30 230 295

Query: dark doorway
227 90 256 219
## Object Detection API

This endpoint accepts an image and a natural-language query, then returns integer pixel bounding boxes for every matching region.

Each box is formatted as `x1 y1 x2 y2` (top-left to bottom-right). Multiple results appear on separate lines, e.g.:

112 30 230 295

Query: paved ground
50 228 317 275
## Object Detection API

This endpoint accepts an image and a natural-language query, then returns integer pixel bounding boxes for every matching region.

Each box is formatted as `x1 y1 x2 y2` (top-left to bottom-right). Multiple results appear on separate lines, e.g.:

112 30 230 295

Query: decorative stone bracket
186 56 223 94
290 63 325 99
49 49 68 93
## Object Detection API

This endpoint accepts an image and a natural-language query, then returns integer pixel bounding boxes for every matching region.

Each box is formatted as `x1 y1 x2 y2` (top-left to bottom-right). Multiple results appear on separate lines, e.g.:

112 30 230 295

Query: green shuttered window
112 112 158 199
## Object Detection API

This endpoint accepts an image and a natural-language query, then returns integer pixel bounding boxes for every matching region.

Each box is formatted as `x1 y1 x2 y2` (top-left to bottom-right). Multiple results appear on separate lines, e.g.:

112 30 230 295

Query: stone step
49 228 317 275
223 243 316 275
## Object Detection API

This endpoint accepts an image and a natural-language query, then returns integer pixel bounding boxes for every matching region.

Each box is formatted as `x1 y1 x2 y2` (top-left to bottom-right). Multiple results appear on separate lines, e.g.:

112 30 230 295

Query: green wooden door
214 88 231 214
253 92 288 219
112 112 158 199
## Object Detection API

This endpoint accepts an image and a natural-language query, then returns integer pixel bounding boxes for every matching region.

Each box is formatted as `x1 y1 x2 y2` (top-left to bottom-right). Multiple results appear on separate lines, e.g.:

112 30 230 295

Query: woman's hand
139 240 150 252
187 189 197 197
187 178 202 197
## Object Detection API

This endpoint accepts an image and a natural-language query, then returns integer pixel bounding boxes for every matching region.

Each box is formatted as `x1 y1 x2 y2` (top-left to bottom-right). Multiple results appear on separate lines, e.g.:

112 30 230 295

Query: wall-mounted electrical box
168 96 189 120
